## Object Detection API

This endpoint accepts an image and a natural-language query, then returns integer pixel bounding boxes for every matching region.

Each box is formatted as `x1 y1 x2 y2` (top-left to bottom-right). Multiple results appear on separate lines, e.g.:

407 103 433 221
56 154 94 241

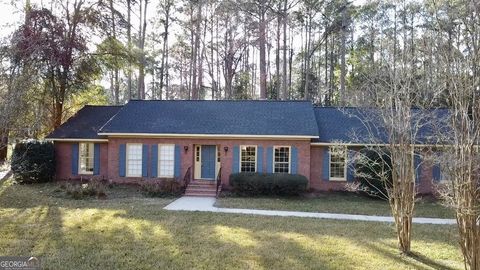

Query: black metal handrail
183 166 191 189
216 167 222 198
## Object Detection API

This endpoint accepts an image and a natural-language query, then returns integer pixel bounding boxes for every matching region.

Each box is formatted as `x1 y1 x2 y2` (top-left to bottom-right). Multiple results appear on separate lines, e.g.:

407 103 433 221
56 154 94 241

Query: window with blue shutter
119 144 126 177
71 143 79 176
266 147 273 173
291 146 298 174
322 148 330 181
151 145 158 178
232 145 239 173
142 144 149 177
174 145 181 178
432 164 441 182
93 143 100 175
257 146 263 173
414 154 421 183
347 150 354 182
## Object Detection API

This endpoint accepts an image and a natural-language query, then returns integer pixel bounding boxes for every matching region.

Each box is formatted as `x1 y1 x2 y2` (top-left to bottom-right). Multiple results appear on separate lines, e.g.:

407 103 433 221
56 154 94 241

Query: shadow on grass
0 180 463 269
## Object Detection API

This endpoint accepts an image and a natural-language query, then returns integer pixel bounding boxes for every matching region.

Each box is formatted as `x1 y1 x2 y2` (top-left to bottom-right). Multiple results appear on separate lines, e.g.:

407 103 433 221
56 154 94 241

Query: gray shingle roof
314 107 449 144
46 105 122 139
99 100 319 137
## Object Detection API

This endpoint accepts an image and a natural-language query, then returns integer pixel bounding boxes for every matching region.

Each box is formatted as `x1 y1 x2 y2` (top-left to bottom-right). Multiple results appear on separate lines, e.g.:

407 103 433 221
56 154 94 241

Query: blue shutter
93 143 100 175
266 147 273 173
432 164 441 182
119 144 126 177
232 145 239 173
257 146 263 173
322 148 330 181
347 150 354 182
151 145 158 178
291 146 298 174
71 143 79 176
174 145 181 178
414 154 421 183
142 144 149 177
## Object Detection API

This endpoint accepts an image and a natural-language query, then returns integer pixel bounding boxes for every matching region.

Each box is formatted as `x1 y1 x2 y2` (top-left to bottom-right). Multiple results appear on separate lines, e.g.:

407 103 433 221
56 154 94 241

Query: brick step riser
185 189 217 193
187 184 216 188
185 193 216 197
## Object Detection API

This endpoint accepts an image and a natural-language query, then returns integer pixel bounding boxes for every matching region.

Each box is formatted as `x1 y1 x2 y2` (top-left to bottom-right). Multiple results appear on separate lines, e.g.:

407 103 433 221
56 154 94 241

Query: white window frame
439 166 448 183
158 144 175 178
273 146 291 174
79 142 94 175
239 145 257 173
329 146 347 181
126 143 143 177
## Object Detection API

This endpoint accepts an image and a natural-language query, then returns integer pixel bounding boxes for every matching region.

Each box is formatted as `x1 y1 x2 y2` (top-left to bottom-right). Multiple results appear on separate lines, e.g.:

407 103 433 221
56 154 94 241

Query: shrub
230 173 308 196
11 140 55 184
355 149 392 199
140 179 183 197
63 178 108 199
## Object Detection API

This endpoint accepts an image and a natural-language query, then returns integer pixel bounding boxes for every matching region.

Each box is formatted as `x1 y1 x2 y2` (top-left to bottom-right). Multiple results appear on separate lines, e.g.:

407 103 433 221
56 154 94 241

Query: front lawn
0 179 463 269
216 192 454 219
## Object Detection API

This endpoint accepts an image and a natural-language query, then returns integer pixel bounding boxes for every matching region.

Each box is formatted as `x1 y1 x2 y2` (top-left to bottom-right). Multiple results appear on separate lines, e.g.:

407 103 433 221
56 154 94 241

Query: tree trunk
127 0 133 99
110 0 120 104
275 3 281 100
259 12 267 99
0 131 8 164
339 1 347 105
282 0 288 100
137 0 148 100
191 2 202 100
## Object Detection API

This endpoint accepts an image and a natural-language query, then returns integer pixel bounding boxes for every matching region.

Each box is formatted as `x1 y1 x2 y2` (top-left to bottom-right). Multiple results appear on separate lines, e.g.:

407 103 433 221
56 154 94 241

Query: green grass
216 193 454 219
0 179 463 269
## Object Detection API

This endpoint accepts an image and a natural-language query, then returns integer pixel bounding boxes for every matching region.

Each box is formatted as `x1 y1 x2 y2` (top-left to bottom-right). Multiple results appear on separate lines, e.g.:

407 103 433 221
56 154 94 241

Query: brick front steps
185 180 217 197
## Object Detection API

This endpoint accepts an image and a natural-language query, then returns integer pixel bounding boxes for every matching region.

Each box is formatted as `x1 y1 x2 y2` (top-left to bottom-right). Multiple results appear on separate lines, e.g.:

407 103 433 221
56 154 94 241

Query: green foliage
11 141 55 184
96 37 130 70
355 149 392 200
230 173 308 196
233 71 252 100
140 179 183 197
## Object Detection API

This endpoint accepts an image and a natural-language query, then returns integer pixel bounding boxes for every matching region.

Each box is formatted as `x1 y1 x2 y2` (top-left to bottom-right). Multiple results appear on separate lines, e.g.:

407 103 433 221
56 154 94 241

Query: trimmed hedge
230 172 308 196
11 140 55 184
140 179 183 197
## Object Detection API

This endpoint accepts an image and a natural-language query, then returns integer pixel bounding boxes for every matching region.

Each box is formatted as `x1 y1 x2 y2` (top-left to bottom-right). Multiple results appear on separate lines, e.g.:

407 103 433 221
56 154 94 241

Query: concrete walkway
0 170 10 182
164 196 457 225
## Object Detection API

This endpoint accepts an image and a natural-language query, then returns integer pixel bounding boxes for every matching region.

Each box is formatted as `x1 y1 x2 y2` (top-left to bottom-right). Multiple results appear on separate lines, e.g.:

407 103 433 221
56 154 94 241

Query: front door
201 145 216 179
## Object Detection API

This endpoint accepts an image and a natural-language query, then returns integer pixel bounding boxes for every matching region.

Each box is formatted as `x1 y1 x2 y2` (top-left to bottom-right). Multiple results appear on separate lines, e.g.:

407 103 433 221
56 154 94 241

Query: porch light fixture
224 146 229 152
184 146 188 153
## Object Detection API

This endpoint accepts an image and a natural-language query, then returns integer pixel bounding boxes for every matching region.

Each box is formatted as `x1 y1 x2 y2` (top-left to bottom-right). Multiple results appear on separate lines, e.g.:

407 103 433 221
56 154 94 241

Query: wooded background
0 0 477 139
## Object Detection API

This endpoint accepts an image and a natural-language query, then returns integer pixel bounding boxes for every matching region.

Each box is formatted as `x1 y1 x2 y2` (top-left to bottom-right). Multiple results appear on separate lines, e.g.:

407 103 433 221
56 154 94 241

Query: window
127 144 142 177
329 146 346 181
195 146 200 162
158 144 175 177
79 143 94 174
274 146 290 173
240 145 257 172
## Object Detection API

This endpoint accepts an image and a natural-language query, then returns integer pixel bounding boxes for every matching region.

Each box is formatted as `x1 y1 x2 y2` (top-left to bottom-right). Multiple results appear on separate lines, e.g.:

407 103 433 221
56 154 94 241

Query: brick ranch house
46 100 443 196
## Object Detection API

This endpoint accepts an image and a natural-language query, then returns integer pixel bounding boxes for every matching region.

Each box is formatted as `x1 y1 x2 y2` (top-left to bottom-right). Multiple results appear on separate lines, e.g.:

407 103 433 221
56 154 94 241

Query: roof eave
97 132 317 140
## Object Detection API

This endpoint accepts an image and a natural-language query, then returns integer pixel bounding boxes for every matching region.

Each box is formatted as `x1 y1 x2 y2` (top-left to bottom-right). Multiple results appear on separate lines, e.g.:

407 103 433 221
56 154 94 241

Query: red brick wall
106 138 311 186
309 145 436 194
310 146 351 191
54 142 109 180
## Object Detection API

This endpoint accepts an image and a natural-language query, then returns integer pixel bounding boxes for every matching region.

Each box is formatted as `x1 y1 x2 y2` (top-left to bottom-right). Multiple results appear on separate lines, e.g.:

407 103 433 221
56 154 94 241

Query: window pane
79 143 94 173
127 144 142 176
159 144 175 177
240 146 256 172
329 147 346 179
274 146 290 173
